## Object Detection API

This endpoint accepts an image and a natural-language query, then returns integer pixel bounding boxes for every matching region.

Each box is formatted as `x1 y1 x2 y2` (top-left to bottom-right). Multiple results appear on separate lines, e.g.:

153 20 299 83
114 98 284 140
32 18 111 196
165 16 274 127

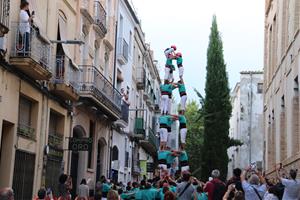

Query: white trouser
160 128 168 142
180 95 187 111
168 97 172 114
161 95 169 114
180 128 187 144
159 164 167 170
179 67 184 78
181 165 190 172
164 67 170 80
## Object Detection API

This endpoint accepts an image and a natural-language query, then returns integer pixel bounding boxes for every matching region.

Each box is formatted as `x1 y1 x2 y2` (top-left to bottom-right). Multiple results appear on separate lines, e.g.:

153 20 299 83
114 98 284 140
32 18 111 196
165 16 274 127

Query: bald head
0 188 14 200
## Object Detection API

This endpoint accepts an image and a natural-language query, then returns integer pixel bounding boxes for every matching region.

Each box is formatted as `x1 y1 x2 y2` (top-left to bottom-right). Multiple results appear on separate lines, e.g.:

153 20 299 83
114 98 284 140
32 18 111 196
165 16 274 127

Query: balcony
93 1 107 37
132 158 141 175
143 80 152 100
10 23 52 80
114 102 129 128
48 132 63 150
0 0 9 36
117 37 129 65
265 0 272 14
17 123 35 141
49 55 80 101
81 0 94 24
136 67 145 90
140 127 159 155
79 65 122 118
134 117 145 139
154 98 161 113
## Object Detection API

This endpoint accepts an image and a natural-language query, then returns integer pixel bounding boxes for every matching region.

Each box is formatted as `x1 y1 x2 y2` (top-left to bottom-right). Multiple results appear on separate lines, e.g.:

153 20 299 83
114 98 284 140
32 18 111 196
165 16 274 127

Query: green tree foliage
185 100 204 179
201 16 232 181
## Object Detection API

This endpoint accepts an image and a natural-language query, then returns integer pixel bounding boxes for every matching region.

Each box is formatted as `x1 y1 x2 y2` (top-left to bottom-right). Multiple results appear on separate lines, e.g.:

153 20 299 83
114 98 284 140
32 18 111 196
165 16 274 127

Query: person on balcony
121 88 130 106
19 1 34 54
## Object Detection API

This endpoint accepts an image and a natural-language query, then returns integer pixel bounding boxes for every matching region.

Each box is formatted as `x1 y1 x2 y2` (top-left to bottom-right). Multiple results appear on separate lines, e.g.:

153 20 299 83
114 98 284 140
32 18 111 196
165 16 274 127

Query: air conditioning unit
111 160 120 170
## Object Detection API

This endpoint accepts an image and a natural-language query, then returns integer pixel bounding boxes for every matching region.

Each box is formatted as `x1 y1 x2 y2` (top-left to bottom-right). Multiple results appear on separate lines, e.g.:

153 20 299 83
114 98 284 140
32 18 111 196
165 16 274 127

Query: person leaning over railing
19 1 34 54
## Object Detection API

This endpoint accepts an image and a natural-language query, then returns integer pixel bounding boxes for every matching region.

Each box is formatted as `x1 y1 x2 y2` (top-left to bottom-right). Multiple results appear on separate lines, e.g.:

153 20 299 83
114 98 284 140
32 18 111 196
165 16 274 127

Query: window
112 146 119 161
94 46 100 68
119 15 123 37
104 49 109 77
18 96 37 140
129 31 132 55
19 96 32 127
257 83 263 93
87 121 95 169
294 76 299 92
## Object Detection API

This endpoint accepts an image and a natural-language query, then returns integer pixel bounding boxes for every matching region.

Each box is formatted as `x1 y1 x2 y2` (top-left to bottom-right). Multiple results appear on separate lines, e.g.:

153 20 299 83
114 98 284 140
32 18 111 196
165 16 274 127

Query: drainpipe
67 111 74 174
109 125 113 179
112 1 120 88
249 72 253 165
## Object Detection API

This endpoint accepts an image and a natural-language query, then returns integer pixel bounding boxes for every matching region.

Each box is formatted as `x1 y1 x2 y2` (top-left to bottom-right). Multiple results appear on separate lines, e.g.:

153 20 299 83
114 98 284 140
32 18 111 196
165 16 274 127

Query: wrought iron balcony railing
121 101 129 123
53 55 81 91
17 123 35 140
94 1 107 34
48 132 64 149
148 127 159 150
134 117 145 135
117 37 129 65
10 22 51 70
79 65 122 113
136 67 146 90
0 0 9 36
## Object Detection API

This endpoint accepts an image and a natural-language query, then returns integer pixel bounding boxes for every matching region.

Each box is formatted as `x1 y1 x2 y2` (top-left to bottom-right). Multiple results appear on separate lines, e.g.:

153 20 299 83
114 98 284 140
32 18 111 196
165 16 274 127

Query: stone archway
70 125 86 198
111 145 119 183
96 137 107 181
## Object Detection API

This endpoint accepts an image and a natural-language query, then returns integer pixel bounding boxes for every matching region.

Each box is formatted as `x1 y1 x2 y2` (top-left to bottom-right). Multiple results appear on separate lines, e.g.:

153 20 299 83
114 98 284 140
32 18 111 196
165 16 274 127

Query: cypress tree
201 16 232 181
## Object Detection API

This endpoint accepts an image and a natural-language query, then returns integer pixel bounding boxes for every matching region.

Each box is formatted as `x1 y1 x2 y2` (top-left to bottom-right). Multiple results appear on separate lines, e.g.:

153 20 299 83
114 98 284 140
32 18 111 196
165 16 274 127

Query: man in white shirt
19 1 34 54
276 166 300 200
241 167 267 200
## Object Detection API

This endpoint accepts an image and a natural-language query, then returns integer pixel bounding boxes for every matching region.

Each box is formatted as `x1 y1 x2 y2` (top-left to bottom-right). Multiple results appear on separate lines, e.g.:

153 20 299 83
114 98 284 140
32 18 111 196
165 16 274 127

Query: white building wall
228 72 264 178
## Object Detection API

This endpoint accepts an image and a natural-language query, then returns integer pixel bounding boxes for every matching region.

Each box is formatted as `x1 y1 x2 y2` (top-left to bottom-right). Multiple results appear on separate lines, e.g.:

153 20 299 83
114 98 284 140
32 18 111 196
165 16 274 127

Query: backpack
212 182 226 200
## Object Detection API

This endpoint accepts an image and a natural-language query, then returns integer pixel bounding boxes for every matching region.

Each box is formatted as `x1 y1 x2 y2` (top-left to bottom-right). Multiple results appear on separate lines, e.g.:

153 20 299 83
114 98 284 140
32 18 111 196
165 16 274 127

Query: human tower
158 45 189 178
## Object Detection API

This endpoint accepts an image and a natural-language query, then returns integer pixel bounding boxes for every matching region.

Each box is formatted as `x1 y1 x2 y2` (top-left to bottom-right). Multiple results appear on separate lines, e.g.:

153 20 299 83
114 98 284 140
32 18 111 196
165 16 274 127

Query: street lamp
50 40 85 45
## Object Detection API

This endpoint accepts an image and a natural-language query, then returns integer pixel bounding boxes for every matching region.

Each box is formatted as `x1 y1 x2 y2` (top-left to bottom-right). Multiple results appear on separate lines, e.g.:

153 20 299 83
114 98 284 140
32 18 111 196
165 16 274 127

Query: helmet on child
176 52 182 57
171 45 177 50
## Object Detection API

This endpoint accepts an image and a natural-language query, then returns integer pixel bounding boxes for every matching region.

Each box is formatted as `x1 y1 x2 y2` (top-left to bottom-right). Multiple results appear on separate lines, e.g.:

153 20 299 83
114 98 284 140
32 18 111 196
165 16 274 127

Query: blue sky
130 0 264 102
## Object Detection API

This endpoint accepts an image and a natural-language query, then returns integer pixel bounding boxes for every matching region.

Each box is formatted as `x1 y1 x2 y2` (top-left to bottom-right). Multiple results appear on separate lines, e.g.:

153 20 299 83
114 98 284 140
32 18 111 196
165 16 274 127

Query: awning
58 15 74 64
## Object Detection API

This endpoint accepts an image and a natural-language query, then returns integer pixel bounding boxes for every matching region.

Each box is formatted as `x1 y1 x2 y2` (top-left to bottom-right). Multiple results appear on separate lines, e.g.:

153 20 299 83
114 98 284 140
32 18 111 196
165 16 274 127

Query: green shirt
135 189 144 200
178 83 186 93
159 115 168 124
166 116 173 127
178 115 187 124
179 151 188 162
158 188 164 200
102 183 111 193
166 58 173 66
160 84 175 94
158 150 171 161
177 57 183 65
142 188 158 200
167 152 176 165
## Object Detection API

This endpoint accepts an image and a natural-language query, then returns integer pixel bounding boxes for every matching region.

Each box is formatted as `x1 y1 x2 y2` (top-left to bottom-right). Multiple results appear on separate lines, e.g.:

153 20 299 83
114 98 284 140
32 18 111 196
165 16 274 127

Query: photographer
276 164 300 200
241 167 266 200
